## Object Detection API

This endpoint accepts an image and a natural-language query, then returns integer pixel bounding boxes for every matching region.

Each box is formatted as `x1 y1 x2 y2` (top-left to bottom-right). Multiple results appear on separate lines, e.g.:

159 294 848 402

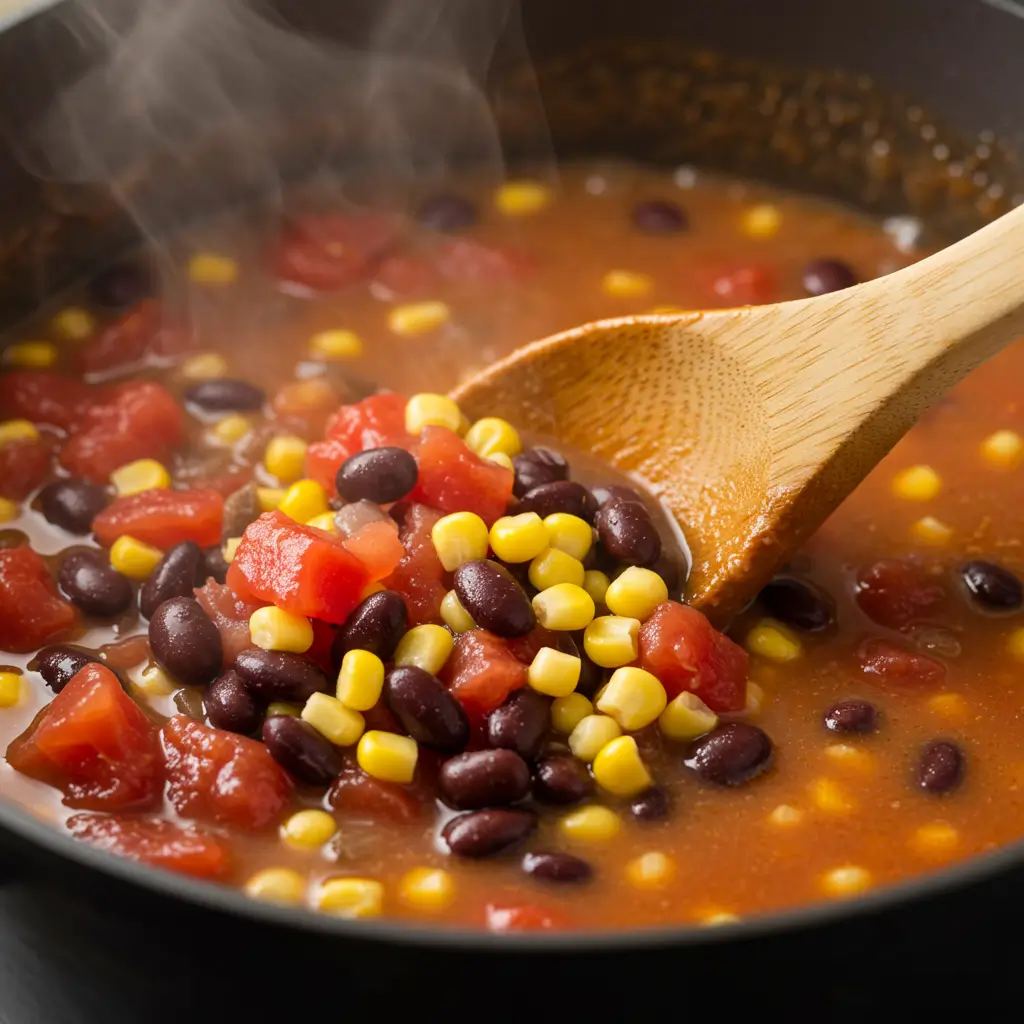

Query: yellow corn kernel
700 910 741 927
267 701 300 718
543 513 593 562
745 619 802 662
181 351 229 380
658 691 718 741
741 203 782 239
110 535 163 579
568 713 622 762
399 867 456 912
52 307 96 342
592 735 652 796
824 743 875 773
440 589 476 634
533 582 595 631
4 342 58 369
388 301 451 337
486 451 514 471
188 252 239 284
309 328 364 361
1008 627 1024 661
582 569 611 605
551 692 593 734
0 498 17 524
306 511 337 533
892 464 941 501
981 429 1024 468
464 417 522 459
264 435 308 483
245 867 305 903
336 649 385 711
911 515 953 546
249 606 314 653
431 511 489 571
406 392 462 435
222 537 242 564
257 487 286 512
596 666 667 731
317 877 384 918
134 664 175 696
281 809 337 849
625 851 675 889
357 730 418 783
820 865 872 898
0 419 41 449
527 646 582 697
909 821 959 858
208 413 251 446
110 458 170 497
604 566 668 621
927 692 968 719
0 671 22 708
744 681 766 715
278 479 328 524
528 548 585 590
495 179 551 216
809 776 855 814
602 269 654 299
768 804 803 827
302 692 365 747
489 512 548 564
393 624 454 675
559 804 621 843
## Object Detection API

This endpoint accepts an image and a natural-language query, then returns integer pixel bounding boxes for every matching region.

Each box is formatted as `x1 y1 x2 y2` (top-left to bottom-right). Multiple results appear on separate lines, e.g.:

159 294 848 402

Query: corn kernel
336 649 385 711
625 851 675 889
809 776 855 814
357 730 418 783
222 537 242 563
388 301 451 337
533 583 595 631
4 342 58 369
52 307 96 341
745 619 802 662
593 734 652 796
0 671 22 708
440 590 476 634
486 451 514 471
927 692 968 719
110 535 163 579
820 865 872 898
208 413 251 445
464 417 522 459
911 515 953 546
317 877 384 918
909 821 959 858
824 743 875 772
527 646 582 697
309 328 364 361
0 419 40 446
393 624 454 675
406 392 462 435
278 479 328 524
658 691 718 741
134 664 175 696
302 692 365 747
495 180 551 216
559 804 621 843
245 867 305 903
582 569 611 605
596 666 667 731
250 606 314 653
267 701 300 718
489 513 548 564
0 498 18 524
188 252 239 284
768 804 803 827
431 511 489 572
257 487 286 512
892 464 941 501
399 867 456 912
741 203 782 239
110 458 171 497
1008 627 1024 661
744 681 765 715
281 809 337 849
551 692 593 734
602 269 653 298
604 566 668 621
306 511 337 533
543 513 593 562
529 548 585 590
568 713 622 762
981 429 1024 468
181 351 229 380
700 911 741 927
264 435 308 483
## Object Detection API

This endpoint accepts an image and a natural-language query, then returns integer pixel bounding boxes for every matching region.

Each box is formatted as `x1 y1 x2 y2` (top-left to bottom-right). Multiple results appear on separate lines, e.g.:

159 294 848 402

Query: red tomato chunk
484 902 567 932
444 630 528 716
92 488 224 550
0 436 52 501
857 638 946 689
0 546 78 653
432 238 533 284
79 301 191 375
855 558 948 629
341 520 405 581
0 370 94 432
382 503 446 625
195 579 267 667
328 767 422 824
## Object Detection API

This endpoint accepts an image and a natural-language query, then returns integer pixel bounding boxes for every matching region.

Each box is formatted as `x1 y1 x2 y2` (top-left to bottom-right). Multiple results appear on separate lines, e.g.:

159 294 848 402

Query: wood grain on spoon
453 203 1024 625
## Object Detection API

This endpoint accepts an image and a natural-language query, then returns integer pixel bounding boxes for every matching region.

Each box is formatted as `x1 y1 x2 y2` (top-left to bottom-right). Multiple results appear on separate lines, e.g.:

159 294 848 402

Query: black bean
206 669 263 734
172 687 206 720
148 597 223 687
684 723 773 786
590 483 644 510
140 541 206 620
37 478 109 535
333 590 407 664
384 665 470 752
759 575 835 632
488 688 550 760
519 481 597 523
533 754 594 804
563 632 604 697
439 749 532 809
418 194 477 232
31 644 103 693
522 851 593 883
184 378 266 413
961 559 1024 612
632 199 688 235
335 447 419 504
204 545 229 584
442 808 536 858
233 648 328 703
595 501 661 567
630 786 670 821
512 447 569 498
651 554 681 595
917 740 964 794
801 258 857 296
221 484 261 542
453 559 535 638
89 261 153 308
58 551 133 619
823 698 878 734
262 714 341 786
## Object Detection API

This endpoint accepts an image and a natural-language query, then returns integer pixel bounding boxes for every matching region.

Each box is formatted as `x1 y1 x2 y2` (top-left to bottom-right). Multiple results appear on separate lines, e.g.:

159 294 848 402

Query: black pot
1 0 1023 1018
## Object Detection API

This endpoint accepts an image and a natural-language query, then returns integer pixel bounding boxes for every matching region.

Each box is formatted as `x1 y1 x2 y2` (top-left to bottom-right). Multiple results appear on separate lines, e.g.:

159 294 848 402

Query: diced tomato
638 601 748 713
328 766 422 824
195 579 267 666
506 626 564 665
705 263 778 306
306 618 338 676
432 238 533 284
67 813 231 880
444 629 528 716
484 902 567 932
857 638 945 688
342 520 405 581
160 715 291 829
6 663 160 810
92 488 224 550
271 378 338 437
372 253 438 298
412 426 514 525
854 558 948 630
383 503 446 625
0 546 78 653
0 371 95 432
0 435 52 500
79 300 191 376
227 510 370 624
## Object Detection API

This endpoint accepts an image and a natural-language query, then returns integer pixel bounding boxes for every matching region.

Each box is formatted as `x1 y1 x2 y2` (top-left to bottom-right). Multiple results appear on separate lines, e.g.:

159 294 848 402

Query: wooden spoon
453 203 1024 626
